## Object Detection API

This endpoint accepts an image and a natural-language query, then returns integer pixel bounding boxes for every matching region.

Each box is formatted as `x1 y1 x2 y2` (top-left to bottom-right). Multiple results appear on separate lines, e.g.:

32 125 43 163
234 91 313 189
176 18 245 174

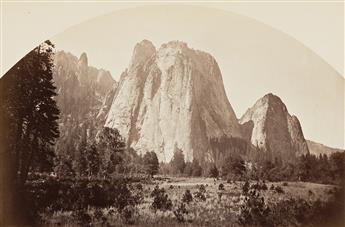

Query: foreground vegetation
23 176 342 227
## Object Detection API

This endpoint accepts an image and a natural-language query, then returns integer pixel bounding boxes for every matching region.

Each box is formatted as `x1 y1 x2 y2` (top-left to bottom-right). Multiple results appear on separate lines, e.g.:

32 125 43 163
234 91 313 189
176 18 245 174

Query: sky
2 2 344 76
2 3 344 149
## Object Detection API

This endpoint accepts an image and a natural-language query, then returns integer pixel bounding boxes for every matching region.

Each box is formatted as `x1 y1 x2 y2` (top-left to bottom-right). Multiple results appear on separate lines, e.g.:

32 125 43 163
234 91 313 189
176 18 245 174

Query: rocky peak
105 40 242 162
131 40 156 66
78 52 88 67
239 93 309 162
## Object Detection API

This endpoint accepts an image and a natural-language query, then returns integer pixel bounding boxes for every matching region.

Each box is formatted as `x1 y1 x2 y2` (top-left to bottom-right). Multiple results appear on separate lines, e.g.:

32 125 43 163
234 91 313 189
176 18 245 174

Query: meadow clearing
41 176 340 227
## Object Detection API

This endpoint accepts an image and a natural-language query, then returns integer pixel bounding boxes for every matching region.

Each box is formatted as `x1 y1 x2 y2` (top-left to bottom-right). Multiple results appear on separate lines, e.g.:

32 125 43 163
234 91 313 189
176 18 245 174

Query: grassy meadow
40 176 341 227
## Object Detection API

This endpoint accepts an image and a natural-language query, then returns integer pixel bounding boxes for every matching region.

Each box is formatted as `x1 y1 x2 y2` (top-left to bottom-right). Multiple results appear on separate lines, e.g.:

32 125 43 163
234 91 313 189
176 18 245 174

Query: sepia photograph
0 1 344 226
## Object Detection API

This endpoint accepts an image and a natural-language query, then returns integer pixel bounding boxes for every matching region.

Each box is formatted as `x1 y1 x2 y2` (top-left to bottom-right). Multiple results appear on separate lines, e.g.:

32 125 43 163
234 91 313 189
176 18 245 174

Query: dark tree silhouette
0 40 59 187
209 164 219 178
170 146 186 175
96 127 126 176
87 144 101 176
0 40 59 225
143 151 159 177
191 159 203 177
221 154 246 179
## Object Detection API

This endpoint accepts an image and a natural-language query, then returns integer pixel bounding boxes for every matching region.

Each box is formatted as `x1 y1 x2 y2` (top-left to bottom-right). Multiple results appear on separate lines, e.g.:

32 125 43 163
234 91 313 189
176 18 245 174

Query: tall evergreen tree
170 146 186 175
1 40 59 186
191 159 202 177
143 151 159 177
0 40 59 225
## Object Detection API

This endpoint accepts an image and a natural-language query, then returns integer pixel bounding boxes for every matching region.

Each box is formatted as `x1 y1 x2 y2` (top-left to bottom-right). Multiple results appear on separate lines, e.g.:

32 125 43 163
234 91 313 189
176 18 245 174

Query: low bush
270 184 275 191
182 190 193 204
274 186 284 194
198 184 206 193
121 205 137 224
218 183 225 191
250 181 267 191
174 203 189 223
150 185 172 212
242 181 250 195
238 189 272 227
193 185 206 202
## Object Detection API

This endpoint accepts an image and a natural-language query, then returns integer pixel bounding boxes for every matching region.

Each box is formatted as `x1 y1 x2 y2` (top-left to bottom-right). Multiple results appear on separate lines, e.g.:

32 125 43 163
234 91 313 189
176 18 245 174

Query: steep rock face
53 51 116 156
239 93 309 162
96 84 118 125
105 40 242 162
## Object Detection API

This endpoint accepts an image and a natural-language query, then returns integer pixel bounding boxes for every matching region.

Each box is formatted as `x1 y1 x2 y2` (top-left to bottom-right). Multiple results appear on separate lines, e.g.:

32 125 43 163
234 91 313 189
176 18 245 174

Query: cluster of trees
55 126 127 178
55 127 162 179
155 142 343 186
209 136 249 164
255 152 344 184
216 151 344 185
159 147 202 177
161 145 344 185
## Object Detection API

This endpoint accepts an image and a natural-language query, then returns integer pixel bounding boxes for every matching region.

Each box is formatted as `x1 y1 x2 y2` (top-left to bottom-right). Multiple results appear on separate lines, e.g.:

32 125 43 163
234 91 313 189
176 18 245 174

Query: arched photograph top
1 3 344 227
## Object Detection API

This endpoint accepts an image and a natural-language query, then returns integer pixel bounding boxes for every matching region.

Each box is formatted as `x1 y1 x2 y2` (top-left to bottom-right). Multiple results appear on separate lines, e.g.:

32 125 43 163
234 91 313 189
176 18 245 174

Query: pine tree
191 159 202 177
170 146 186 175
87 144 101 177
143 151 159 177
96 127 126 176
0 40 60 186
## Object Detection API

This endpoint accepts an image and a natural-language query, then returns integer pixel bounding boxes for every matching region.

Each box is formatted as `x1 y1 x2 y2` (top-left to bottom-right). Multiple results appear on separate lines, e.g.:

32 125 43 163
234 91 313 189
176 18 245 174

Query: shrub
74 208 92 226
238 189 272 226
270 184 275 191
251 181 268 191
218 183 225 191
174 203 189 223
199 184 206 193
193 185 206 202
121 205 137 224
150 185 172 212
182 190 193 204
261 182 268 190
274 186 284 194
282 182 288 186
136 183 143 191
242 181 250 195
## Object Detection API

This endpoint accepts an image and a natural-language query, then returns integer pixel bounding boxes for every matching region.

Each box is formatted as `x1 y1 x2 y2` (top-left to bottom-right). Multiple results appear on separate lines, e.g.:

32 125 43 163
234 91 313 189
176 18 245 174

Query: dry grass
42 177 338 227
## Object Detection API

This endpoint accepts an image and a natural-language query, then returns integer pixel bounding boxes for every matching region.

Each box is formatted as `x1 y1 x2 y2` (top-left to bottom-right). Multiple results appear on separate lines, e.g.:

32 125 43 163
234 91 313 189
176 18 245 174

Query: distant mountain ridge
307 140 344 157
